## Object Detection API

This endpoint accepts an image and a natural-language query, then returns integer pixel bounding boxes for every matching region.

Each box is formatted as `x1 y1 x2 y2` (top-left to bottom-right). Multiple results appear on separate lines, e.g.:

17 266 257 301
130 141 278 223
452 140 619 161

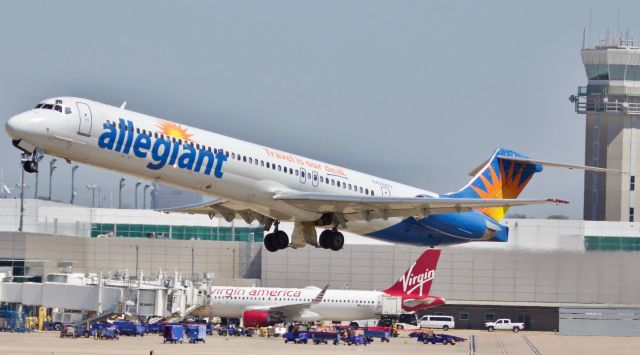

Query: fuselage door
300 168 307 184
76 102 93 136
381 187 391 197
311 171 319 187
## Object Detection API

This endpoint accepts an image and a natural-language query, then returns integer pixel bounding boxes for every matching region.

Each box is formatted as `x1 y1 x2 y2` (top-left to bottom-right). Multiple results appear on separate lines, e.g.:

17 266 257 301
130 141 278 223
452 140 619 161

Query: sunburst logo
470 160 533 221
157 121 193 141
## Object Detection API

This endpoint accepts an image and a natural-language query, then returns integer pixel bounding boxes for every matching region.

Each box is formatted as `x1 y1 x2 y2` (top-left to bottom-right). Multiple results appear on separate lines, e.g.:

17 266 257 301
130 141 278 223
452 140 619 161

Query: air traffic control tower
572 38 640 222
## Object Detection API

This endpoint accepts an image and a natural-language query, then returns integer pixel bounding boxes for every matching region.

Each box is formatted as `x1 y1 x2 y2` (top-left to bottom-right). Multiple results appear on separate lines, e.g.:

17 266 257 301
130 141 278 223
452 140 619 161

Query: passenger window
348 184 352 190
320 177 324 183
365 189 369 195
343 183 346 189
249 157 252 164
371 191 374 196
266 162 270 168
237 154 241 161
289 169 293 175
359 187 363 193
313 174 317 181
260 160 264 167
283 167 287 173
295 170 299 176
232 153 236 159
307 172 311 179
272 164 276 170
336 181 340 187
331 179 335 186
243 156 247 162
278 165 281 171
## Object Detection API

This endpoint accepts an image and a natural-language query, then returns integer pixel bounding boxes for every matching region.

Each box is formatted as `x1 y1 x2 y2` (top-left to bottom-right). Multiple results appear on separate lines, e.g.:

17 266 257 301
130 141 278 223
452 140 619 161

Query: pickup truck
484 319 524 332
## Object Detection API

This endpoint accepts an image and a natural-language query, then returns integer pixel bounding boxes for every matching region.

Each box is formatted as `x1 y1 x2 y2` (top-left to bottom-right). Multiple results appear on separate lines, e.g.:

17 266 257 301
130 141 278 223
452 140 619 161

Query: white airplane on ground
209 249 443 327
5 98 619 251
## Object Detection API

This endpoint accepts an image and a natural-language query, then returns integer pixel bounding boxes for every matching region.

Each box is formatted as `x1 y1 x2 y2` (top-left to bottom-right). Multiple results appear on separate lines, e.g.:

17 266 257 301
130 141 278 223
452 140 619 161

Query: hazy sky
0 0 637 217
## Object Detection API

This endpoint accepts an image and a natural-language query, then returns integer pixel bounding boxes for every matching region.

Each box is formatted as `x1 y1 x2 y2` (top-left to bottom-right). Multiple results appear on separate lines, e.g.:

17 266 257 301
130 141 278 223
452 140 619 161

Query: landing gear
22 160 38 173
21 150 42 174
319 229 344 251
263 221 289 252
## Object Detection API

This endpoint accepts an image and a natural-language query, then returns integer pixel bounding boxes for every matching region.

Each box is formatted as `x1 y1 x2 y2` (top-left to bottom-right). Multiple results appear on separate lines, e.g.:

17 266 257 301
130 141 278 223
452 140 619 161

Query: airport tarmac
0 330 639 355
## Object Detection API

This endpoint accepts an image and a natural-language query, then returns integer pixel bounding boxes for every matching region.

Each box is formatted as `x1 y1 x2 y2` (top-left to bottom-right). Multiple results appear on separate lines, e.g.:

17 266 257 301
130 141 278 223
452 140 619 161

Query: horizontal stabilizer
496 155 625 174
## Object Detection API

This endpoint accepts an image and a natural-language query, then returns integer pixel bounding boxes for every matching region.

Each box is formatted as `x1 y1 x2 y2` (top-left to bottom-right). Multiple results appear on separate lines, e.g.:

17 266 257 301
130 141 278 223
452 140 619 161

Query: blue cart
186 324 207 344
163 325 185 344
416 332 466 345
99 327 119 340
310 331 340 345
364 328 391 342
346 334 372 346
113 321 145 337
283 331 309 344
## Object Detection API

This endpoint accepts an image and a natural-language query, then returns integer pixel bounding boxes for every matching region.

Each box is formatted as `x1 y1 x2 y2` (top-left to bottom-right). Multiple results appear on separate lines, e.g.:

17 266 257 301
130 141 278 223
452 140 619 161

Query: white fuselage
210 286 384 321
7 97 434 237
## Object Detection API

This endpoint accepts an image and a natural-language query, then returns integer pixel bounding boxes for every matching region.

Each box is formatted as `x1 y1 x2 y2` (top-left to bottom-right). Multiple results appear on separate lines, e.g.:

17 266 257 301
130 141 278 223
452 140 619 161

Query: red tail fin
384 249 441 297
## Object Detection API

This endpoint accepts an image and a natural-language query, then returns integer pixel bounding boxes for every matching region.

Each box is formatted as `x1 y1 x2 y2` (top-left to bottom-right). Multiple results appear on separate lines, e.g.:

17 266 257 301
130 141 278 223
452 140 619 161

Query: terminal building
0 199 639 334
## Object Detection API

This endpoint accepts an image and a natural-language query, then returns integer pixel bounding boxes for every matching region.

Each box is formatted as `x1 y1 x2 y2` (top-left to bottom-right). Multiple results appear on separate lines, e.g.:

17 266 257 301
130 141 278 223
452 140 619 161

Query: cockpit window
35 102 73 115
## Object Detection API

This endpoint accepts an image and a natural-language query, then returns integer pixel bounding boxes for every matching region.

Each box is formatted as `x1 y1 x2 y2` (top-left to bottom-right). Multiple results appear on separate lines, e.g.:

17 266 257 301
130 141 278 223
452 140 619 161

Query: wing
273 192 567 220
158 199 275 225
245 285 329 319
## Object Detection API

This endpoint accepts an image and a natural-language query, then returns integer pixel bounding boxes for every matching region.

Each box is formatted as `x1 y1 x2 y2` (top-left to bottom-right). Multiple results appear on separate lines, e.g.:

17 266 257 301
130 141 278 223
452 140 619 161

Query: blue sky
0 0 637 217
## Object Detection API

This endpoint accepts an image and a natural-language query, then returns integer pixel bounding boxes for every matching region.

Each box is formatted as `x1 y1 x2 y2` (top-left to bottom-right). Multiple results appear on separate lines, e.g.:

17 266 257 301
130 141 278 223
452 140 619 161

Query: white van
419 315 455 331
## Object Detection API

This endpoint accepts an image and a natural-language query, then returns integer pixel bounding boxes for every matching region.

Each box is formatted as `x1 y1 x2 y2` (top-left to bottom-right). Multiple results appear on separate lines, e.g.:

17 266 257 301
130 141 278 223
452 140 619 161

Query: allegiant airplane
5 97 620 252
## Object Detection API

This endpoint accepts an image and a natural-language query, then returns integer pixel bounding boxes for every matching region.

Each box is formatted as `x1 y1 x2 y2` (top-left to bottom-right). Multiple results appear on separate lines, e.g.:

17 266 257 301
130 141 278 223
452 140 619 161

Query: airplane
209 248 443 327
5 97 621 252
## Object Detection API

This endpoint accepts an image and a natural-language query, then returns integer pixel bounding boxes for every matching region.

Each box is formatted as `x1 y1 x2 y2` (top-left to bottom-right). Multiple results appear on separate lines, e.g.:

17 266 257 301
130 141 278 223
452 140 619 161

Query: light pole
118 177 126 209
48 158 57 201
134 181 141 209
18 156 27 232
87 185 97 208
33 154 43 199
142 184 150 209
70 165 79 204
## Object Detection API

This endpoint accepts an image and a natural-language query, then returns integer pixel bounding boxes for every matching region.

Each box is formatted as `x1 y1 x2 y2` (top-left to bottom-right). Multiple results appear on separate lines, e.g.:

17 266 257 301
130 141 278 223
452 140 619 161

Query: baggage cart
186 324 206 344
163 325 184 344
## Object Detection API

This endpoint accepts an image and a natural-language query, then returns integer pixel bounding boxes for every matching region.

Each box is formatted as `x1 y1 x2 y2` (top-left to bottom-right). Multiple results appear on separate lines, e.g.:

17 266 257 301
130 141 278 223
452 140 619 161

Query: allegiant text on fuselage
97 118 226 178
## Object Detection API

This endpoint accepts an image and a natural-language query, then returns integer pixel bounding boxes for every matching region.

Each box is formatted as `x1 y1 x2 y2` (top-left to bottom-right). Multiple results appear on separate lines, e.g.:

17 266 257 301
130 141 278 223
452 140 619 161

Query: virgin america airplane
5 97 618 252
210 248 443 327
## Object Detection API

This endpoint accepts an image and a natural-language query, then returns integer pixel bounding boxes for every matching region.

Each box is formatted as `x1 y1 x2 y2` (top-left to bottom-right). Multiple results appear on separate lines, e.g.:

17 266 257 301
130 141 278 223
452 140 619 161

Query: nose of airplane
5 113 32 140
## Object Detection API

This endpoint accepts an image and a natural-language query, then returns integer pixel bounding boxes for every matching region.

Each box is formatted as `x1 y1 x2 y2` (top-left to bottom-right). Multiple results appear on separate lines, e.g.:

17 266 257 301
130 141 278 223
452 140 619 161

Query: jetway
0 270 211 319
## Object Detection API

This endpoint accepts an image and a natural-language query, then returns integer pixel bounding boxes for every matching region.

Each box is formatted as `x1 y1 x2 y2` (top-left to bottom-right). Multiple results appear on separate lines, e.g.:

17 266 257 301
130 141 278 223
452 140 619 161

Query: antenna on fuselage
120 101 127 109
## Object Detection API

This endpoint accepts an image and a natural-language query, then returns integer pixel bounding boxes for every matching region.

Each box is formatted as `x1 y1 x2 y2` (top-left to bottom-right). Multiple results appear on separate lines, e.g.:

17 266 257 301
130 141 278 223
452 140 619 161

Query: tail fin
384 249 441 297
447 148 542 221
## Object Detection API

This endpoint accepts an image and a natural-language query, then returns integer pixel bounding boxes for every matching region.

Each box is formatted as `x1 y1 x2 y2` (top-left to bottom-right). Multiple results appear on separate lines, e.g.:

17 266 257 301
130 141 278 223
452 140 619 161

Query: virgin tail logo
384 249 441 297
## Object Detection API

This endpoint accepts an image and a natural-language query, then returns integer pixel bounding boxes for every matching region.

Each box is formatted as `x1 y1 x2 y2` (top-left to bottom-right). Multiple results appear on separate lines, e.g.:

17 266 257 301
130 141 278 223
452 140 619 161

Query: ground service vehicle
485 319 525 332
419 315 455 330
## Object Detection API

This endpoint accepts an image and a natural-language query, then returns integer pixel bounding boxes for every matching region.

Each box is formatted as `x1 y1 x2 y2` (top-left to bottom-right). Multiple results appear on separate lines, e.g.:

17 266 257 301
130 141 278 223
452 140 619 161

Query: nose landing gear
21 151 41 173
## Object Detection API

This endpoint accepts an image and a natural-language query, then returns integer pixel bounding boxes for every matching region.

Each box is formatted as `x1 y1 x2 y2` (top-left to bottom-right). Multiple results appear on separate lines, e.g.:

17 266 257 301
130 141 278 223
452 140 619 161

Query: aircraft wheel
319 230 332 249
264 233 278 252
274 230 289 249
23 160 38 173
329 231 344 251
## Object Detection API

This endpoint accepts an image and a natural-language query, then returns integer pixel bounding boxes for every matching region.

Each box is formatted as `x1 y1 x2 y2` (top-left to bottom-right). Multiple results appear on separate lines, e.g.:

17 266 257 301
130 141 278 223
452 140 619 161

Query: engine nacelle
242 310 277 328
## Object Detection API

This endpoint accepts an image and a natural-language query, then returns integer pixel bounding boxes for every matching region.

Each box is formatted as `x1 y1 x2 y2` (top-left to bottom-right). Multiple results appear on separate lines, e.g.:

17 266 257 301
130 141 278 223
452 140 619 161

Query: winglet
120 101 127 109
312 284 329 304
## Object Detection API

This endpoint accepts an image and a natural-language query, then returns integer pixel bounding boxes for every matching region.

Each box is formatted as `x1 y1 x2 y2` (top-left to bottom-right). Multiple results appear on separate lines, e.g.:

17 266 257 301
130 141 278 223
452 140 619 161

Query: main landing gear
318 228 344 251
264 221 289 252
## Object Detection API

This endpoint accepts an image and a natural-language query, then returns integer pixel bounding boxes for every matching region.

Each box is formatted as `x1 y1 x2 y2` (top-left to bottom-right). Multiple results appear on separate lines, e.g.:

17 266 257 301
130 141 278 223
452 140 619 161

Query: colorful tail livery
447 148 542 221
384 249 444 311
